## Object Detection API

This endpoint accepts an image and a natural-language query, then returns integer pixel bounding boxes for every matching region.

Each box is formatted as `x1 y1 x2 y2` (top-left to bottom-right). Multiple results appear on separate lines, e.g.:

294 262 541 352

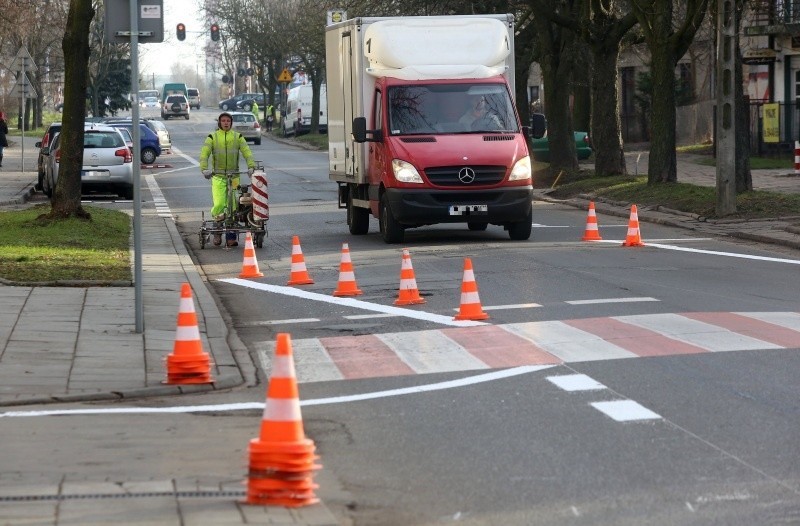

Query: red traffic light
210 23 220 41
176 23 186 41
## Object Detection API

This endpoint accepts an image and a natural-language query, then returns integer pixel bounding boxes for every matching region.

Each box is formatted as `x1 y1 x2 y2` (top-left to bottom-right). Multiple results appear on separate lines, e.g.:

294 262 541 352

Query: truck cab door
367 90 386 187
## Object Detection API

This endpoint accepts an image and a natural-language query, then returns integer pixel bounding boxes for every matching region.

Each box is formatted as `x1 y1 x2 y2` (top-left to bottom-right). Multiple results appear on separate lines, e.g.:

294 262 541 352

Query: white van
282 84 327 137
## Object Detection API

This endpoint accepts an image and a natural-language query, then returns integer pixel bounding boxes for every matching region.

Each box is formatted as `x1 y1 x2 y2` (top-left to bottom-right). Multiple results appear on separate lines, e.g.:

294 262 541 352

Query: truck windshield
388 84 518 135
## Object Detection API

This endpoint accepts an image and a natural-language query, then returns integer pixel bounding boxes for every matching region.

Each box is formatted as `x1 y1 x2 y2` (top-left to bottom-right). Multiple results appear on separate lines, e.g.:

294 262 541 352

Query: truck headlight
392 159 423 183
508 155 531 181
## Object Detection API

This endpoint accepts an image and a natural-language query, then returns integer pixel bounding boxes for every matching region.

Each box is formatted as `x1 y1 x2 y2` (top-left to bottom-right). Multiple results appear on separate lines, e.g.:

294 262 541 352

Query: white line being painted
565 297 659 305
219 278 487 327
591 400 662 422
547 374 608 391
239 318 321 326
0 365 554 418
598 240 800 265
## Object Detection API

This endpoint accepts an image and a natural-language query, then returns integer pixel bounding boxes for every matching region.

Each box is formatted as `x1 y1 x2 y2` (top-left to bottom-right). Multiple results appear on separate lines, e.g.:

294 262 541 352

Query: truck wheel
468 222 488 231
379 194 404 244
508 209 532 241
348 193 369 235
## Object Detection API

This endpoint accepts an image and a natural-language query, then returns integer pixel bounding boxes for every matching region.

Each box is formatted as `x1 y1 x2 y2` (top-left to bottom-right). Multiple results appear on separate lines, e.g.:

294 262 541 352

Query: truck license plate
449 204 488 216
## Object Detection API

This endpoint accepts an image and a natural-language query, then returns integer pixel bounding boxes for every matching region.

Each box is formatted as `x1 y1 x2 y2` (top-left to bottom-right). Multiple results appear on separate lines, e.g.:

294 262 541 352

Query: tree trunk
647 44 678 183
49 0 94 220
591 44 627 176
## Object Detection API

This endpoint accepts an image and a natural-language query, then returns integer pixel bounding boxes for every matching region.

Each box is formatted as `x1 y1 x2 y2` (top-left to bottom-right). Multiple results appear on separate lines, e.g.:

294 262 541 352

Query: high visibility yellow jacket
199 129 255 173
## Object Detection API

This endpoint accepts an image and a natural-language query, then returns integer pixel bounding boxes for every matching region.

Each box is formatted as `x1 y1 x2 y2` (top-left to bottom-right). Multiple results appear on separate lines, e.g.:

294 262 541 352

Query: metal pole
21 53 25 173
130 0 144 333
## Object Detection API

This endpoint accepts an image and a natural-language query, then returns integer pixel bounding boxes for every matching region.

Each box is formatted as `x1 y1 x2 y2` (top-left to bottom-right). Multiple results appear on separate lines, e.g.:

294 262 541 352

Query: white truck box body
325 14 516 184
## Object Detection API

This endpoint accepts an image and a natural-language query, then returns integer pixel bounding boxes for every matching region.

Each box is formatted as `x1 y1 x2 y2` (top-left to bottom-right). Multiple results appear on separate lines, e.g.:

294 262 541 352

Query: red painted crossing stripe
441 325 561 367
564 317 708 357
320 334 414 379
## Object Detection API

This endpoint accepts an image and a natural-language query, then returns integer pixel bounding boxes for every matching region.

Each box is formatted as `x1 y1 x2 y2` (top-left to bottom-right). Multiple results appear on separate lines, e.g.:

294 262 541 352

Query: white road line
451 303 541 312
565 297 659 305
344 313 399 320
219 278 487 327
239 318 320 326
257 337 343 383
377 330 488 374
598 240 800 265
0 365 555 418
591 400 662 422
532 223 570 228
547 374 608 391
738 311 800 332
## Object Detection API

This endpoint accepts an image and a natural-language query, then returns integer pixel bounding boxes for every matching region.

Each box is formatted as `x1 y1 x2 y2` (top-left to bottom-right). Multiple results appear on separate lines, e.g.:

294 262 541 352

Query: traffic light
210 23 220 41
176 23 186 41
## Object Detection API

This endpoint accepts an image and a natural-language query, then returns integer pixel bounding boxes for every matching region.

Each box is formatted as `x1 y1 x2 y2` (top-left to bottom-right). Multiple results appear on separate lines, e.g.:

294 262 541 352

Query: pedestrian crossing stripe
255 311 800 384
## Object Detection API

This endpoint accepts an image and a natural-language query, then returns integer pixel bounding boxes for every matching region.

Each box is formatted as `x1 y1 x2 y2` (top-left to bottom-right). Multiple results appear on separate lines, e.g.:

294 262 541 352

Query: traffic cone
394 248 425 305
622 204 645 247
332 243 362 296
164 283 213 384
287 235 314 285
454 258 489 321
239 232 264 278
581 201 603 241
245 333 321 507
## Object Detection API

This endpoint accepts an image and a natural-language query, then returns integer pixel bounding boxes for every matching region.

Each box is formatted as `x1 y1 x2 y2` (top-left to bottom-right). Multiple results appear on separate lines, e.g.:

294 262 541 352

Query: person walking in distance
265 103 274 132
0 112 8 168
199 112 256 247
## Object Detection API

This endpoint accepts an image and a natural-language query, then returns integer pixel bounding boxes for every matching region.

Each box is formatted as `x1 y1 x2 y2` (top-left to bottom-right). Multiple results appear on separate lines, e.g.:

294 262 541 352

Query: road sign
104 0 164 43
11 77 37 99
10 46 35 72
278 68 292 83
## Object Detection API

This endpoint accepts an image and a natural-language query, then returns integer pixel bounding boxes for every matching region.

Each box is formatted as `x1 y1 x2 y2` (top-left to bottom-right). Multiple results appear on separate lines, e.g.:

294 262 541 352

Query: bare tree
46 0 94 220
630 0 709 183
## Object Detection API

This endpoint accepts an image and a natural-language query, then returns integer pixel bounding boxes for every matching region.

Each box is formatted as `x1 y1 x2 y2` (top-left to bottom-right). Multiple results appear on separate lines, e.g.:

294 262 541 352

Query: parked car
116 126 134 149
529 131 592 162
35 122 62 192
228 111 262 145
187 88 201 109
105 121 162 164
219 93 262 111
105 118 172 154
140 96 159 108
43 125 134 200
161 94 190 120
236 94 266 111
528 113 592 162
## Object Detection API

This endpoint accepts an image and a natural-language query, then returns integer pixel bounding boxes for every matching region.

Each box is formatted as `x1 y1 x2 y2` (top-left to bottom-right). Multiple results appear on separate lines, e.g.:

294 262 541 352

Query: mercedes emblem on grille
458 167 476 184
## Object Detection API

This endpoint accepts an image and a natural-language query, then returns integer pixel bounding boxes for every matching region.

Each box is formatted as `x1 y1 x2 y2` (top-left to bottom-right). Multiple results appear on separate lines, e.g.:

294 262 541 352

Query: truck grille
424 165 507 186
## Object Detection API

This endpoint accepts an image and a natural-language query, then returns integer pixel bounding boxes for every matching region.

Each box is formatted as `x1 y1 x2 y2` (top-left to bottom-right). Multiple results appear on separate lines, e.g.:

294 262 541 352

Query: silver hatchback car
228 111 262 145
43 125 134 199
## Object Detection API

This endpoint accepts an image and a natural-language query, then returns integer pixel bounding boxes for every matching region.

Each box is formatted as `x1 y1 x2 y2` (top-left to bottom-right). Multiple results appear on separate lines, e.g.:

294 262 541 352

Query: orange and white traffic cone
394 248 425 305
581 201 603 241
245 333 321 507
622 204 645 247
164 283 213 384
287 235 314 285
239 232 264 278
332 243 362 297
454 258 489 321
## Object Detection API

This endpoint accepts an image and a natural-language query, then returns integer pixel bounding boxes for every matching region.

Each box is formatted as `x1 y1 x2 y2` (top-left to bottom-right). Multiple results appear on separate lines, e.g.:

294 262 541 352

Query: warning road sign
278 68 292 83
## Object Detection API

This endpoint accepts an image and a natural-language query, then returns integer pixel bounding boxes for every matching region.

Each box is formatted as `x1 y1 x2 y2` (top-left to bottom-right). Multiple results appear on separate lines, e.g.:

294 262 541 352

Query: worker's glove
248 167 255 176
202 169 212 179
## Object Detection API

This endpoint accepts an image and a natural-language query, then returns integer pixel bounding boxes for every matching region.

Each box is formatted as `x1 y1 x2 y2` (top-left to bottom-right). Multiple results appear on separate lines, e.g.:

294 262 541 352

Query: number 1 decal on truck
325 14 534 243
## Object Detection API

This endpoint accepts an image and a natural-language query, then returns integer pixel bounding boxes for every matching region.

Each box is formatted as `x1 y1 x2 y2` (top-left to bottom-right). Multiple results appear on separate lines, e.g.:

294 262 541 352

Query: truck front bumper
384 186 533 226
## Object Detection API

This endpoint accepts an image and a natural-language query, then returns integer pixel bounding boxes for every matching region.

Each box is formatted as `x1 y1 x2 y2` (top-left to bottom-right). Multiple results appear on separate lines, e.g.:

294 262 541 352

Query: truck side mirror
529 113 547 140
352 117 382 143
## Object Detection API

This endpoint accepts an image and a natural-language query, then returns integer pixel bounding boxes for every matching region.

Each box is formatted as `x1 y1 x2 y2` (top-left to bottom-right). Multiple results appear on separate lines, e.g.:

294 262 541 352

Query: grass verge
542 171 800 220
0 204 131 283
